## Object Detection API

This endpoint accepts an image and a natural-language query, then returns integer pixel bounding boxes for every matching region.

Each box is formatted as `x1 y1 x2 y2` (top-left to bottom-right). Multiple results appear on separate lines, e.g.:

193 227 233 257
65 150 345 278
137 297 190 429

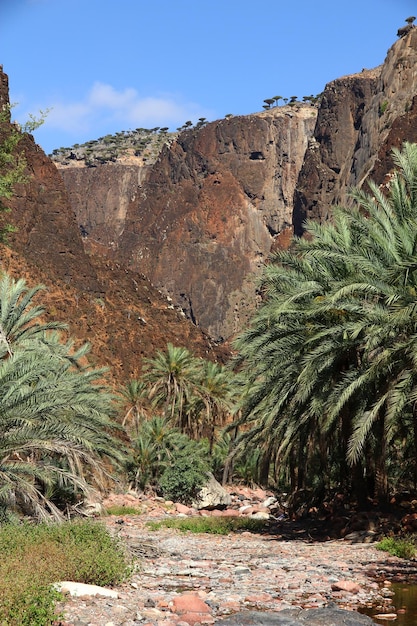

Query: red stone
331 580 360 594
172 593 211 615
175 503 193 515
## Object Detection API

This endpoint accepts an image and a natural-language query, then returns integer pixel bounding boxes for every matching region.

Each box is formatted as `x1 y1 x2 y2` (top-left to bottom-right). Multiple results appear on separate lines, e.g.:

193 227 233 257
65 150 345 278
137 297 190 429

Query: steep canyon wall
56 30 417 343
0 68 225 381
293 29 417 232
61 107 317 340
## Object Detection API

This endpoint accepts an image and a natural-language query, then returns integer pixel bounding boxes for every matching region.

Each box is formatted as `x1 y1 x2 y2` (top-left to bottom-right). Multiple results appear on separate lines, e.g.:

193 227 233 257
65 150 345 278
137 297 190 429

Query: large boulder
192 474 232 510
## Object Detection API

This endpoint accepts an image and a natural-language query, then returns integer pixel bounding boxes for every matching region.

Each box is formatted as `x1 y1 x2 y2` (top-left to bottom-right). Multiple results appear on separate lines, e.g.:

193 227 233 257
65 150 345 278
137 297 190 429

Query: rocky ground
55 487 417 626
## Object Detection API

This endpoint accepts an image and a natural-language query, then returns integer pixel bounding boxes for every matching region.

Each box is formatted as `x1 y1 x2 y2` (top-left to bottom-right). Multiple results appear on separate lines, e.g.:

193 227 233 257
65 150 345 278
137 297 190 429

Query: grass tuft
146 515 267 535
376 536 416 559
105 505 142 516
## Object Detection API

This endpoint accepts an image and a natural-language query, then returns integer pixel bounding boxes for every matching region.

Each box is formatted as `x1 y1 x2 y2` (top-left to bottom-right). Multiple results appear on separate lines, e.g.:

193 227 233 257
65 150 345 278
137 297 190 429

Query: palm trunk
374 416 389 506
339 406 351 490
413 403 417 489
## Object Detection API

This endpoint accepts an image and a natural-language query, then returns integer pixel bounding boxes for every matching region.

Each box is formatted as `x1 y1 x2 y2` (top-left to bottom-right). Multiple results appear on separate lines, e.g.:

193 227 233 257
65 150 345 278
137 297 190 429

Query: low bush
376 536 416 559
0 520 132 625
159 449 209 504
146 515 267 535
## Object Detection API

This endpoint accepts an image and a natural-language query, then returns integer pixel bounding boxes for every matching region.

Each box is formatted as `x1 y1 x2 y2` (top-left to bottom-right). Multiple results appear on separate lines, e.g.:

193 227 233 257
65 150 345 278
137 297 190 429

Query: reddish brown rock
220 509 240 517
0 68 228 382
294 28 417 235
401 512 417 530
60 106 316 341
175 503 194 515
331 580 361 594
171 592 212 625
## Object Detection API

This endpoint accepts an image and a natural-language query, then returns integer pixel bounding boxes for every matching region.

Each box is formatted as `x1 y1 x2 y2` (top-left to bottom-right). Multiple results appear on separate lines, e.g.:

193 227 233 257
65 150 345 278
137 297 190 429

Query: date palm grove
231 142 417 505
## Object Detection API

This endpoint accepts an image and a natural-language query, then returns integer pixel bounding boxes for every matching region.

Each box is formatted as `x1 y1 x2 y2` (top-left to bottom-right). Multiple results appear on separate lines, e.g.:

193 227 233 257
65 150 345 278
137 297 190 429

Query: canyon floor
56 492 417 626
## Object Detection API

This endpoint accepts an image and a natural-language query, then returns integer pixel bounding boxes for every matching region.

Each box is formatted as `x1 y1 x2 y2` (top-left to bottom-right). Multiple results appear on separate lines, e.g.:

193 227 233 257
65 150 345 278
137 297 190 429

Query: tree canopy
231 142 417 504
0 274 125 520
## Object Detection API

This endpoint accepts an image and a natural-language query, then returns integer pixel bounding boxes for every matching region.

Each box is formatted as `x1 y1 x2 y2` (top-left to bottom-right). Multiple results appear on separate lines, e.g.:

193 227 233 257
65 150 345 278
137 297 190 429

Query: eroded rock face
118 107 317 340
58 107 315 340
0 68 228 381
50 30 417 344
294 28 417 233
58 162 148 252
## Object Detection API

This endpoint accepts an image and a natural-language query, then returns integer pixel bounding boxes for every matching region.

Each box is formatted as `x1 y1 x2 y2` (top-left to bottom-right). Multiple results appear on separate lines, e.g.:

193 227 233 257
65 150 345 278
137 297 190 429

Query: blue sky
1 0 415 154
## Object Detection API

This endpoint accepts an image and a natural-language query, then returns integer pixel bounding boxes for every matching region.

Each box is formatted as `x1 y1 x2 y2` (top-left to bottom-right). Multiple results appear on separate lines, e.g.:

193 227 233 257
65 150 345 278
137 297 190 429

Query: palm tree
141 343 200 436
0 274 125 520
141 345 237 450
119 378 149 436
192 360 236 452
0 275 64 357
232 142 417 503
129 416 180 491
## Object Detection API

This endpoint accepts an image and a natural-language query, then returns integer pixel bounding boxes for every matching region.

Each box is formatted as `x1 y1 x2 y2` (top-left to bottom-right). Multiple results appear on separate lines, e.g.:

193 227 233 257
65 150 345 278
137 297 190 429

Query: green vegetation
124 343 235 448
230 142 417 504
50 119 212 168
105 505 142 515
0 520 132 625
0 107 27 220
379 100 389 116
146 515 267 535
50 126 178 167
6 80 417 542
262 94 321 109
126 414 218 505
376 536 416 559
0 273 125 521
120 344 241 498
159 446 209 504
0 105 46 241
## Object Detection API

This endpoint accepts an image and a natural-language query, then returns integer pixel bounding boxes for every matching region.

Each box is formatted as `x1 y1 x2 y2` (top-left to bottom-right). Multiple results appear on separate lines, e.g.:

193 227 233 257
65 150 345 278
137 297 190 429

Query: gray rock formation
58 162 146 252
216 608 375 625
192 474 232 510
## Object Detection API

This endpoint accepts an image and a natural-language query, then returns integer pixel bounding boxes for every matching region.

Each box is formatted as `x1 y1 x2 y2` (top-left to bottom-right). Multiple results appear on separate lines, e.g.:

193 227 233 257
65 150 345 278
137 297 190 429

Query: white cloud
38 82 213 136
46 102 92 133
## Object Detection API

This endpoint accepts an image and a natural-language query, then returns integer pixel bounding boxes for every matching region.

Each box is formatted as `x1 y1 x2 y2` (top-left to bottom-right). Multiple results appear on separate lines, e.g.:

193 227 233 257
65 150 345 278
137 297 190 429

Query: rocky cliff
43 29 417 344
59 106 316 341
0 68 227 382
59 163 146 254
293 28 417 232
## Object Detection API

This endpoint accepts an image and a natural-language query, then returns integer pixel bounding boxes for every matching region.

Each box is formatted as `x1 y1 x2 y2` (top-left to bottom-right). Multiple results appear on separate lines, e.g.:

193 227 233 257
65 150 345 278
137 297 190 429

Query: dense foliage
0 274 125 520
6 100 417 515
231 142 417 504
120 344 238 496
126 415 210 496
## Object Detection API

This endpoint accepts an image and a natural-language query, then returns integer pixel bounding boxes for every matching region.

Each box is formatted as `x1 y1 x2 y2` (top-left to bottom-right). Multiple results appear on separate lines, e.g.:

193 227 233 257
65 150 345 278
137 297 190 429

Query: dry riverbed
57 504 417 626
